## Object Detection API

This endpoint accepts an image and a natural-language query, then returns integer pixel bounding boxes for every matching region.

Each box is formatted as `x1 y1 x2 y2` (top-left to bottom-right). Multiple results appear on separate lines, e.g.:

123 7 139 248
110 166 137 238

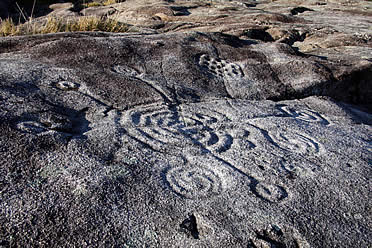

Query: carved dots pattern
199 54 244 79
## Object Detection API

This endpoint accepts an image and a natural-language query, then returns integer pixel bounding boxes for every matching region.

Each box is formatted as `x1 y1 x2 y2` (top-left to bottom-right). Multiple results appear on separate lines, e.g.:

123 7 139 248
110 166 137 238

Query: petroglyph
191 130 233 153
278 105 330 125
270 131 323 155
166 166 223 199
16 121 49 134
278 159 321 178
228 125 269 151
121 104 185 150
123 103 323 202
366 142 372 153
112 65 140 77
112 65 173 103
252 182 288 203
124 104 178 128
39 114 73 133
199 54 244 80
16 113 83 137
251 225 310 248
121 103 235 153
180 107 231 128
55 81 80 91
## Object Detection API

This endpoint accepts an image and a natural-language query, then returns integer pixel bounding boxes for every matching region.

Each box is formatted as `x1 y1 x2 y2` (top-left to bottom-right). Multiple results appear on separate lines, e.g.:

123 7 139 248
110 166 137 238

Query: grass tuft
82 0 124 8
83 2 103 8
40 16 65 34
0 16 129 37
103 0 124 5
0 18 21 36
64 16 129 33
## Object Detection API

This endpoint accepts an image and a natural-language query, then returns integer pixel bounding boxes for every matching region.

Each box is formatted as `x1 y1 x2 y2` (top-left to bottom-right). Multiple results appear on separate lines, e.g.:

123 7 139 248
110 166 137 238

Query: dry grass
83 2 103 8
0 0 129 37
44 16 129 33
103 0 122 5
82 0 124 7
0 19 20 36
0 16 129 37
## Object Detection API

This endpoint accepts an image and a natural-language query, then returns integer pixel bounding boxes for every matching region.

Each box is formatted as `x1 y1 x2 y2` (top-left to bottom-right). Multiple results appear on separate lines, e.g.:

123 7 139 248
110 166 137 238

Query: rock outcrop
0 0 371 247
1 31 371 247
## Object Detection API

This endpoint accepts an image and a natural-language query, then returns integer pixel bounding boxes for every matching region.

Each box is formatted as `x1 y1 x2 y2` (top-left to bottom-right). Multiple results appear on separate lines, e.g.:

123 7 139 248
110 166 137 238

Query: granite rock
0 0 371 247
0 31 371 247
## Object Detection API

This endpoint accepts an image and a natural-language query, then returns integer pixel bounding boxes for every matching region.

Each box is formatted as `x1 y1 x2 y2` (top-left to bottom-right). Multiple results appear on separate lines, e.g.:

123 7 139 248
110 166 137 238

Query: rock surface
8 0 370 104
0 1 371 247
1 31 371 247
